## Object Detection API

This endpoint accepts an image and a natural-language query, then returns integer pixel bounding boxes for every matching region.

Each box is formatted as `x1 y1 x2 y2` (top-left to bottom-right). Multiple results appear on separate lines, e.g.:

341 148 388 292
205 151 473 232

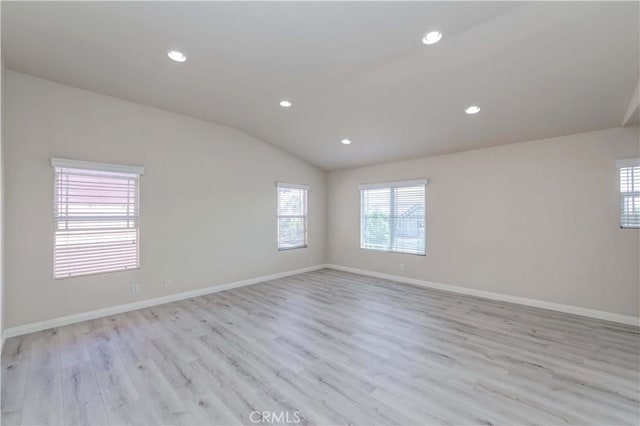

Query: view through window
53 159 143 278
360 180 426 255
277 183 309 250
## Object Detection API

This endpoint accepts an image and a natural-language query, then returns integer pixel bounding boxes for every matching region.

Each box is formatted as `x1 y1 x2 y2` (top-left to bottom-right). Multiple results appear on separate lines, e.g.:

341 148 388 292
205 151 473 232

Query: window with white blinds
277 183 309 250
360 179 427 255
617 158 640 229
52 158 144 279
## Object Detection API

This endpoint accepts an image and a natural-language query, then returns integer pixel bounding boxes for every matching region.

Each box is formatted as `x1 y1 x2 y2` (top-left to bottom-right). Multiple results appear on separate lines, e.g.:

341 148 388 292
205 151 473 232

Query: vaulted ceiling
2 1 638 170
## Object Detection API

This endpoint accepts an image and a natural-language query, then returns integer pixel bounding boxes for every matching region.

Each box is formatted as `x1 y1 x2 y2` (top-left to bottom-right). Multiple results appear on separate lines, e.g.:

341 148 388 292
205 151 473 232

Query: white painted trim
3 264 329 339
616 158 640 168
276 182 310 191
51 157 145 175
325 264 640 327
358 178 428 190
6 263 637 339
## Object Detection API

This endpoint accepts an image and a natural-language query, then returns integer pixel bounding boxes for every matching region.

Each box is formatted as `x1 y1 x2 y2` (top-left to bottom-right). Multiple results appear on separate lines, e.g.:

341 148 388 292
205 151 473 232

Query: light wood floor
2 269 639 425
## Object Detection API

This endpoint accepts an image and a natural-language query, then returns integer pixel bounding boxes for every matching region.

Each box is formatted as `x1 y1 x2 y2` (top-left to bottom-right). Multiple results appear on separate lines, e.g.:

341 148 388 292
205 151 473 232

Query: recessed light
279 100 292 108
341 139 352 145
167 50 187 62
465 105 481 115
422 31 442 45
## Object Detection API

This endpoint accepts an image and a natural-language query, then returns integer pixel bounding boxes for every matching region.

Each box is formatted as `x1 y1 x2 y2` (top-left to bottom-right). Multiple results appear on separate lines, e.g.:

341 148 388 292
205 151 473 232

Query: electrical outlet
164 280 171 288
132 283 140 293
400 264 405 272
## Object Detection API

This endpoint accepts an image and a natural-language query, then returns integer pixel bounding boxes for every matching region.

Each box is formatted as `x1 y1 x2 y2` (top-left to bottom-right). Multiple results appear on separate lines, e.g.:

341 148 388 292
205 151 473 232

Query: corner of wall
0 33 5 349
322 168 330 265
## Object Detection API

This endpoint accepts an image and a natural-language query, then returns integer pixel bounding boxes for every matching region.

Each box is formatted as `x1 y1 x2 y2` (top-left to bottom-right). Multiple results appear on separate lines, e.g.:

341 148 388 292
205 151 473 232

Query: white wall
1 53 5 340
328 126 640 317
4 69 639 329
4 71 327 328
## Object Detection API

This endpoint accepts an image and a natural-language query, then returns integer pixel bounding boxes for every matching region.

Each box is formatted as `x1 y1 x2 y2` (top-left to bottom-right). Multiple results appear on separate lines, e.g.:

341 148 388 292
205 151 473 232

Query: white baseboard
3 264 330 340
325 264 640 327
4 262 637 341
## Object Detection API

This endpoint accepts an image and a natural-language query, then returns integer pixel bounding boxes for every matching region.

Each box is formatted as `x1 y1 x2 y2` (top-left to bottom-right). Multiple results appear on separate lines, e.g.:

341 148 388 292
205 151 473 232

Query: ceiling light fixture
422 31 442 45
167 50 187 62
465 105 481 115
279 100 292 108
341 139 352 145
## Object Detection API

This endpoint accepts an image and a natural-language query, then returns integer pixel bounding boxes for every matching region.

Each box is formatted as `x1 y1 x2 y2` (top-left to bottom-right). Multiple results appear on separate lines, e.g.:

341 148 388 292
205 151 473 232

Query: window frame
51 158 144 279
276 182 309 251
359 179 427 256
617 158 640 230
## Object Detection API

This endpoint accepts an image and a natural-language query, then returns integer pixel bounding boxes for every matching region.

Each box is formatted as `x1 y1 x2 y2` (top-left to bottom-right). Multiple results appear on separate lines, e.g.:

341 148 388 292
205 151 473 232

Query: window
277 183 309 250
52 158 144 279
617 158 640 229
360 179 427 255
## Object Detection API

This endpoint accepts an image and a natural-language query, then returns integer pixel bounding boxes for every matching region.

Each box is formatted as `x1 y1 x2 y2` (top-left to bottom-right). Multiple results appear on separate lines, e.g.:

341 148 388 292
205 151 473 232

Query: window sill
278 245 308 251
54 266 140 280
360 247 426 256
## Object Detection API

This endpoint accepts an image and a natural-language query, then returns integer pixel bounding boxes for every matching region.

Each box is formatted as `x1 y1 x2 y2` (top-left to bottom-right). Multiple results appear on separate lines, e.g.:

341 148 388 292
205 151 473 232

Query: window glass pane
278 217 306 248
54 166 140 278
277 185 308 249
393 186 425 254
362 188 391 250
621 193 640 228
361 183 425 255
620 166 640 229
277 187 305 216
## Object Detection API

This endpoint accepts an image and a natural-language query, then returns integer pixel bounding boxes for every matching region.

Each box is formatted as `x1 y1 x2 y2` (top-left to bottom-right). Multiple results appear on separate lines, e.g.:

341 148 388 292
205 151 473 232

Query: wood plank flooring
2 269 639 425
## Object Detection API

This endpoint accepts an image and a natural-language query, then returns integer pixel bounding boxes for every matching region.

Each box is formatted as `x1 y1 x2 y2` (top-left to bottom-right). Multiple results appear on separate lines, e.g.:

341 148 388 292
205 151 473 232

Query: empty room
0 1 639 425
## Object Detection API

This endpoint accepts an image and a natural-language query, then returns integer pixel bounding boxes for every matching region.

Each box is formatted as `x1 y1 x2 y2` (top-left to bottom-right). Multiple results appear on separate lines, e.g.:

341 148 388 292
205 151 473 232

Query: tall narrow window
52 158 144 279
617 158 640 229
277 183 309 250
360 179 427 255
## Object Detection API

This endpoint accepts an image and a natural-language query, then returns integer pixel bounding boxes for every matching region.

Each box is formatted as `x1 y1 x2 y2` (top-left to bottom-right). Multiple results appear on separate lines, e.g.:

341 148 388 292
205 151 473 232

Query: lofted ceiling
2 1 638 170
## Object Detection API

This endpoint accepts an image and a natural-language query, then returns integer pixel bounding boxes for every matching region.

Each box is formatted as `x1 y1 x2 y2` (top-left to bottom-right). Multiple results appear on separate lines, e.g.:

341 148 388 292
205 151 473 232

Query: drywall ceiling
2 1 638 170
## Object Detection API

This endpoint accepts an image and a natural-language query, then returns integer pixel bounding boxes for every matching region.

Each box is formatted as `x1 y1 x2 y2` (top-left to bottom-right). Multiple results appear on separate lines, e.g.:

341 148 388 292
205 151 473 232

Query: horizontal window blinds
53 160 142 278
360 180 426 255
277 183 308 250
618 159 640 229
